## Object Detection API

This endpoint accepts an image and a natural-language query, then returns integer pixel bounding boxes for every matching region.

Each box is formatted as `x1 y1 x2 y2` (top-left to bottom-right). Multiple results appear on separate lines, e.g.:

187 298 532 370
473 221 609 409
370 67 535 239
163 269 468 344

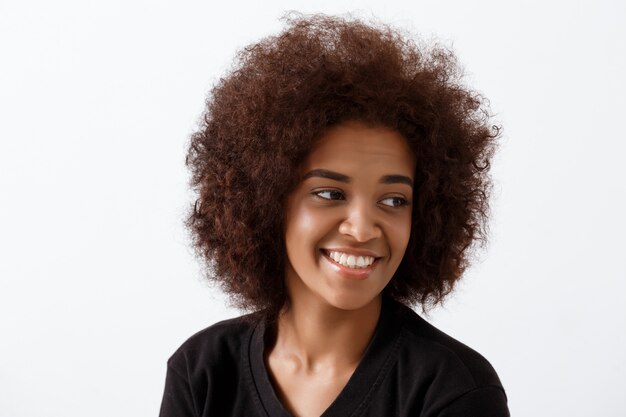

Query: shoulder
396 302 504 388
166 312 260 378
390 301 509 414
160 313 263 416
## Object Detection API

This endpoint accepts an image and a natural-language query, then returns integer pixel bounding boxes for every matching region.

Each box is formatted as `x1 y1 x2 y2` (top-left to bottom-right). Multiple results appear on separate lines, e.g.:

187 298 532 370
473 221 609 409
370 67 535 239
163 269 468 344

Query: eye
312 189 345 201
380 196 409 208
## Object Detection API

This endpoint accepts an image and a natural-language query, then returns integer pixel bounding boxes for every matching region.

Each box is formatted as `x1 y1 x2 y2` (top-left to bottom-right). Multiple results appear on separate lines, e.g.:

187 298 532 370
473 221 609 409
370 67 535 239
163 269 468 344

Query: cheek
388 213 412 255
285 205 331 256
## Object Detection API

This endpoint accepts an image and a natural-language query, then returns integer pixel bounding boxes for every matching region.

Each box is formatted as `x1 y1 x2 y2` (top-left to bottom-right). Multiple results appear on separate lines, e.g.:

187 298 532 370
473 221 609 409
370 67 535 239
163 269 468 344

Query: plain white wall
1 0 624 416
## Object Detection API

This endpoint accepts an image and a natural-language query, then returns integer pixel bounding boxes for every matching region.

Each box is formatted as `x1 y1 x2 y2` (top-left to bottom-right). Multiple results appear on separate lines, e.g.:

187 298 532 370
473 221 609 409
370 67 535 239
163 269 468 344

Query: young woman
159 14 509 417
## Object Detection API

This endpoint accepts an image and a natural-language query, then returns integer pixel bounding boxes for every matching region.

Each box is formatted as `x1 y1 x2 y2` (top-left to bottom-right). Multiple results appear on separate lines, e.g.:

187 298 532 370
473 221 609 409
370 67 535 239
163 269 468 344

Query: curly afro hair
186 13 500 318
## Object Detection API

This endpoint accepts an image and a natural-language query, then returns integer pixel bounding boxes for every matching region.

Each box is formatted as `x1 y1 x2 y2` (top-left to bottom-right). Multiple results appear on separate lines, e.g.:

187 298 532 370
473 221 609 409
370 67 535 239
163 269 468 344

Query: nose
338 200 383 242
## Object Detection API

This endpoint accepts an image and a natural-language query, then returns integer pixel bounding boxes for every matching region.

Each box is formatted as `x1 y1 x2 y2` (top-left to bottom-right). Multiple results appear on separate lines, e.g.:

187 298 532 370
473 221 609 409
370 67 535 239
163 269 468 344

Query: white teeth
327 251 375 269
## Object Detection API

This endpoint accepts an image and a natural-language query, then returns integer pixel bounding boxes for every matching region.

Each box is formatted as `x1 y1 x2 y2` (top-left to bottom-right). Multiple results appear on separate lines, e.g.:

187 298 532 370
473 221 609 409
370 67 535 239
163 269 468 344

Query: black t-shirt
159 296 509 416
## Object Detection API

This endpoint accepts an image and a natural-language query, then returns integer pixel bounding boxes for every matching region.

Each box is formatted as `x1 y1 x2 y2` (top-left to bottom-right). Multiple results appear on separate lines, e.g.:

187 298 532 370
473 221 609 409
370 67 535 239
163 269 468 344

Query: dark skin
264 121 416 417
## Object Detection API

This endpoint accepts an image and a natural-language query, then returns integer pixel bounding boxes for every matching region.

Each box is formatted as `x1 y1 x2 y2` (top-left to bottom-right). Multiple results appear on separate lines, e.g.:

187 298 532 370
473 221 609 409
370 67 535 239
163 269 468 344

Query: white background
1 1 625 416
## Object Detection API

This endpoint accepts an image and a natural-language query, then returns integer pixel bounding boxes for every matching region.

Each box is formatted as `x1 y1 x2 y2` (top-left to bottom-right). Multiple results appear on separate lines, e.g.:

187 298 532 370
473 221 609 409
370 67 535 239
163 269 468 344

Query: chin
323 291 382 312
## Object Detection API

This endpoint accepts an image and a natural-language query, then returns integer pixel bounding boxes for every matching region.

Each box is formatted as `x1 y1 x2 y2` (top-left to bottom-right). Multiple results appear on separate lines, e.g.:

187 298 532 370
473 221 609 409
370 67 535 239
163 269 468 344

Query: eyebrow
302 169 413 188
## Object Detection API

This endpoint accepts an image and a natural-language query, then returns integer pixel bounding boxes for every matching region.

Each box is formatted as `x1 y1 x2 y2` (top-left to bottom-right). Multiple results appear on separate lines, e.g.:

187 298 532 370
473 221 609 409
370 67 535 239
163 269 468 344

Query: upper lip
322 248 383 258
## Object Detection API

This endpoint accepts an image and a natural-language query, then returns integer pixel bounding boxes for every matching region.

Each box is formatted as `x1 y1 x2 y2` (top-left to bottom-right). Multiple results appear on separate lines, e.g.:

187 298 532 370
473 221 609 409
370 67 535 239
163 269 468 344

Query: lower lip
321 251 381 280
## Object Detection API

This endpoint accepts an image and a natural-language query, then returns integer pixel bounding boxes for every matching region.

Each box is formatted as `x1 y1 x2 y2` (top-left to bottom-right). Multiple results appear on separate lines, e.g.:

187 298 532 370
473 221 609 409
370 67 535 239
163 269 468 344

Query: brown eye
313 190 345 200
380 196 409 208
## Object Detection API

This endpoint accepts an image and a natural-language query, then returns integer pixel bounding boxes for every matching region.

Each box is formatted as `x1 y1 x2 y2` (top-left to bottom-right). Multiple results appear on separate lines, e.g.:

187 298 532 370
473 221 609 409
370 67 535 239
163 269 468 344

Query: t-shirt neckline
247 296 405 417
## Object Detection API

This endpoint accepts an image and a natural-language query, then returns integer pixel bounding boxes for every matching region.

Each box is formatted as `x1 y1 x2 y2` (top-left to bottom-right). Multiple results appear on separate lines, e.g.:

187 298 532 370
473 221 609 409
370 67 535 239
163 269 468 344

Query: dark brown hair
186 13 500 318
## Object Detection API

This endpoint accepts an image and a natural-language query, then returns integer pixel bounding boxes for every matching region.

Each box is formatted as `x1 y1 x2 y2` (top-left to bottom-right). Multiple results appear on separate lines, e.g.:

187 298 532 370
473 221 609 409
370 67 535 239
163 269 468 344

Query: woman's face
283 120 416 311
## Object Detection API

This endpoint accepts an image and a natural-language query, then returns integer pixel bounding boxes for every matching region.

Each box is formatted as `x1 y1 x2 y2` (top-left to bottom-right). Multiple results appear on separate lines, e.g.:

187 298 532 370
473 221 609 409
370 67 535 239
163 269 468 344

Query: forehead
302 121 416 175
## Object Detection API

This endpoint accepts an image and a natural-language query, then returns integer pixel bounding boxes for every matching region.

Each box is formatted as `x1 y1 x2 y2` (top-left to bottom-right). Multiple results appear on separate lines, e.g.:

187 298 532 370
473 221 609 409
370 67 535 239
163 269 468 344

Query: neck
268 290 382 372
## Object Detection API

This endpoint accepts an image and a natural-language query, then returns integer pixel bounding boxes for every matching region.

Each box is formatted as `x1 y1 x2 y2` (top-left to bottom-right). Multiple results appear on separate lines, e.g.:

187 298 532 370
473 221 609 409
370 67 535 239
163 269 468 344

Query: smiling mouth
320 249 382 270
